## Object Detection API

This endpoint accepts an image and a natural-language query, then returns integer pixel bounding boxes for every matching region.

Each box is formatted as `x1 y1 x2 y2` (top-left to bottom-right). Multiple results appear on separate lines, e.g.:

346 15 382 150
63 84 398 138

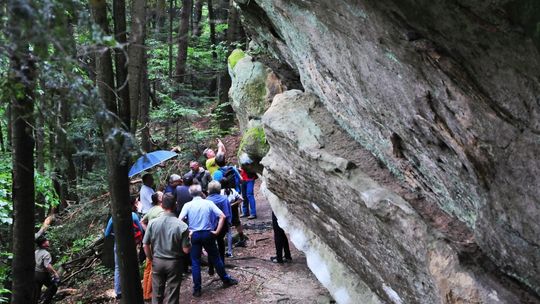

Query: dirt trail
175 178 332 303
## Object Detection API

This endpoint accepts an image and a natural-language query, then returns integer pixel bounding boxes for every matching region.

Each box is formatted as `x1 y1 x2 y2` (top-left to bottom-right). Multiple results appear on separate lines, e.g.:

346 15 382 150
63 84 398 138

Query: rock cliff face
230 1 540 303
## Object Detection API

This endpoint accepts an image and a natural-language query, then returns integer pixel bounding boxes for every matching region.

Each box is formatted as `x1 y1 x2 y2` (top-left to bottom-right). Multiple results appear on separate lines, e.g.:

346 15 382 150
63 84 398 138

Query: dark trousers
34 271 57 304
208 224 229 273
191 231 232 292
272 212 291 262
152 257 184 304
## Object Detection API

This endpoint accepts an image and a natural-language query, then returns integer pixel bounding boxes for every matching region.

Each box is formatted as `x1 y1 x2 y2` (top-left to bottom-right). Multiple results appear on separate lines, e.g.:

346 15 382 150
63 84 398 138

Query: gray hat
169 174 181 183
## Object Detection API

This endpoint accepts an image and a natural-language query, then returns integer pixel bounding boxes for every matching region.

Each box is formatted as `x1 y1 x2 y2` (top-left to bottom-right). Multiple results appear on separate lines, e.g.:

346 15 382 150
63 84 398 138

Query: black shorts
231 205 241 226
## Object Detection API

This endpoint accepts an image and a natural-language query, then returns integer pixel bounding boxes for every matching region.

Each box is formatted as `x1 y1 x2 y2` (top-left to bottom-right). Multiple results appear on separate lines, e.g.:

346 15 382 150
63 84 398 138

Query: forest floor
57 179 333 304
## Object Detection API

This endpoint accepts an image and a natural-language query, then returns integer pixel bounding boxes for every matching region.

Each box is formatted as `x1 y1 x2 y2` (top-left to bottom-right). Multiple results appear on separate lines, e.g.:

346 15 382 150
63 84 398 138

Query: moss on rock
238 125 269 161
228 49 246 70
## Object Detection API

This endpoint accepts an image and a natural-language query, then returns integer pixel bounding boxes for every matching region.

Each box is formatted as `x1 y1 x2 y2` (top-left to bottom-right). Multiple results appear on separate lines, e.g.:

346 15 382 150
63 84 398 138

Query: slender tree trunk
226 0 245 47
207 0 217 94
168 0 174 78
0 121 5 152
155 0 166 38
175 0 191 82
8 2 36 303
96 113 143 304
90 0 118 114
6 104 11 150
113 0 131 130
140 59 151 152
128 0 147 132
215 0 228 42
192 0 204 37
35 91 46 221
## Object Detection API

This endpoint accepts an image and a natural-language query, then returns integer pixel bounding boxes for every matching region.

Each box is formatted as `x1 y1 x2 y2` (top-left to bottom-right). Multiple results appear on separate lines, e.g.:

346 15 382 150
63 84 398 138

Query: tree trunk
97 114 143 304
8 2 36 303
128 0 147 133
215 0 229 42
90 0 118 115
113 0 131 130
226 0 245 48
155 0 167 38
174 0 192 83
207 0 217 94
0 120 5 152
35 91 46 221
140 59 151 152
168 0 174 78
192 0 203 37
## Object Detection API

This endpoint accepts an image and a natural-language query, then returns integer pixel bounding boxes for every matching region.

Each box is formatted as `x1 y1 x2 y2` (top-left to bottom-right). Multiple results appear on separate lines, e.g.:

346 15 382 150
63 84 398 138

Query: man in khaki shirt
143 193 190 304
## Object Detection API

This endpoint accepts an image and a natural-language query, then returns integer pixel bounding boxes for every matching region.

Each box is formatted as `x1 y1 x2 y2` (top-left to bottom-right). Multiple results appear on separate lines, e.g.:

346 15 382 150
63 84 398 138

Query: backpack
133 222 143 244
219 166 238 190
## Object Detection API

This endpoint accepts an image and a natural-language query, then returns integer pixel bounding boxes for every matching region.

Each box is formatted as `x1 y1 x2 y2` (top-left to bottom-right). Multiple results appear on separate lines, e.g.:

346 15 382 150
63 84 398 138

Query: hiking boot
223 277 239 288
284 257 293 263
240 214 248 218
208 267 215 276
247 215 257 220
270 256 284 264
192 290 201 297
225 252 234 258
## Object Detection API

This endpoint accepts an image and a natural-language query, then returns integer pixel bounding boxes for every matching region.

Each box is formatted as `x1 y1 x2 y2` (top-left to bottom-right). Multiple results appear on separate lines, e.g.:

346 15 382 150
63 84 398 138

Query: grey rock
232 0 540 302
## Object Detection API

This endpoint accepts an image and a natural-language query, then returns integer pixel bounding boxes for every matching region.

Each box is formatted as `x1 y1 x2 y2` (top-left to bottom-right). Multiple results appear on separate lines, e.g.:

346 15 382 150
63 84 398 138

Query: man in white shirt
140 174 155 214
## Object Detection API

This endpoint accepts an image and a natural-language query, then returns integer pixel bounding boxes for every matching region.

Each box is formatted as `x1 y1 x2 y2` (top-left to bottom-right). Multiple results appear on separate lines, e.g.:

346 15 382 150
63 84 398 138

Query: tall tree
89 0 117 115
128 0 147 132
207 0 217 94
175 0 192 82
155 0 167 38
192 0 204 37
168 0 174 78
7 1 36 302
113 0 131 129
140 60 151 152
96 110 143 304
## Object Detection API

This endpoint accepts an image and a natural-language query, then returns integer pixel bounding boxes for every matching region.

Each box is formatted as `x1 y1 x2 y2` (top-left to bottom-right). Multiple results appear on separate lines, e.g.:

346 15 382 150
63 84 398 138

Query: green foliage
150 93 200 122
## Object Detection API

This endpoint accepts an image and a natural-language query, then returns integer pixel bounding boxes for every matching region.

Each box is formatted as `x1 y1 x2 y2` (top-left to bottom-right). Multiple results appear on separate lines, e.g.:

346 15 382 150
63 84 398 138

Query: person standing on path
34 236 60 304
143 193 191 304
203 139 226 176
141 191 165 301
271 212 292 264
206 181 232 275
184 161 212 194
140 174 155 214
179 184 239 297
239 167 257 219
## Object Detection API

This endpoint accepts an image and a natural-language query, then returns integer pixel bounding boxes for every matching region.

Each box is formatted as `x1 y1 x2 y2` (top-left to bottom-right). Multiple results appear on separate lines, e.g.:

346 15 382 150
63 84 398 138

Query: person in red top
239 168 257 219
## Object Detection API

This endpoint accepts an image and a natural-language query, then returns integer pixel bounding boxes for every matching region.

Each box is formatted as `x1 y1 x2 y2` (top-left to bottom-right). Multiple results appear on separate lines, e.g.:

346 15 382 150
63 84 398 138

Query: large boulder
232 0 540 303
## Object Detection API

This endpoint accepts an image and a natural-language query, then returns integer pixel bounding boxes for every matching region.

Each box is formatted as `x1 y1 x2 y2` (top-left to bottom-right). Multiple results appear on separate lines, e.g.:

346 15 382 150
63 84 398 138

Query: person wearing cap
203 139 226 176
184 161 211 194
140 174 155 214
34 236 59 304
164 174 182 194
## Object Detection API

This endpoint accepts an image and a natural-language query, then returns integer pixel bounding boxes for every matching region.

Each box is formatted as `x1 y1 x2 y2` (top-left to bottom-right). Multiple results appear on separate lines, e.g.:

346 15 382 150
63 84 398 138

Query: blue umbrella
128 150 178 178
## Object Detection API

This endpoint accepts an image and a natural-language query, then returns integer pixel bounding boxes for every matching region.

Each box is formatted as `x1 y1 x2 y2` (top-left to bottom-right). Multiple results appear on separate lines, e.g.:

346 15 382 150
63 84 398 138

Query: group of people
33 139 292 304
106 139 267 303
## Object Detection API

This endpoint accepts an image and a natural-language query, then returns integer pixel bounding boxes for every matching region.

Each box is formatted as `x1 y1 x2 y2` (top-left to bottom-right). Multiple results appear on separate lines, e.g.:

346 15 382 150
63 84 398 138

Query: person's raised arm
104 217 113 237
217 139 226 155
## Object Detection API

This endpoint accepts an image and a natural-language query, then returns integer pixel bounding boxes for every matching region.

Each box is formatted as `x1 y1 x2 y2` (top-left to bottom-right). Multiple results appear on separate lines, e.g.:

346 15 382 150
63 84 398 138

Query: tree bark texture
207 0 217 94
7 2 36 303
113 0 131 130
192 0 204 37
90 0 118 115
128 0 147 132
98 117 143 304
226 0 245 47
140 59 151 152
175 0 192 83
155 0 167 37
168 0 174 78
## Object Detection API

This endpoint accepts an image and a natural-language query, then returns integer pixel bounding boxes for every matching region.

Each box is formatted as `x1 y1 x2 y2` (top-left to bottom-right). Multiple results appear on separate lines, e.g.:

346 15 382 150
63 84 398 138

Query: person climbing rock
34 235 60 304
